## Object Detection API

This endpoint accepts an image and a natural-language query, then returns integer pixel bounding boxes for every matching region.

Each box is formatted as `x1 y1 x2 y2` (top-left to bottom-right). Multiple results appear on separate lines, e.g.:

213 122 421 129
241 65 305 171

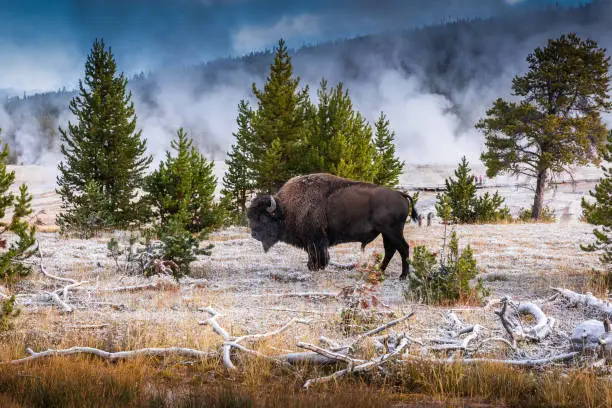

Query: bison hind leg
306 241 330 271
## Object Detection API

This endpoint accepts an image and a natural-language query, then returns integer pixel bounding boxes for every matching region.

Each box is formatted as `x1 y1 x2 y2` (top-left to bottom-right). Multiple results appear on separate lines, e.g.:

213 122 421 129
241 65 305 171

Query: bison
247 173 418 280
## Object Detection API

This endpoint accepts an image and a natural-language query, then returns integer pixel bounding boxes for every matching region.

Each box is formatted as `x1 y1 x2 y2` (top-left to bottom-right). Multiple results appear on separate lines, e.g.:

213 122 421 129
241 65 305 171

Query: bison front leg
306 241 330 271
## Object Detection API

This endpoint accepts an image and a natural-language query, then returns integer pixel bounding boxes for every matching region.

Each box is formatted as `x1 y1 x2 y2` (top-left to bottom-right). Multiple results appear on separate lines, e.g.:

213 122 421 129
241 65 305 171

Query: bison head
247 195 283 252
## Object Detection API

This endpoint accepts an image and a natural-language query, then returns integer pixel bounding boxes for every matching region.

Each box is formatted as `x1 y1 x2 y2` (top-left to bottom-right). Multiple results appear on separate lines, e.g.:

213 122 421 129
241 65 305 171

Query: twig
347 312 414 349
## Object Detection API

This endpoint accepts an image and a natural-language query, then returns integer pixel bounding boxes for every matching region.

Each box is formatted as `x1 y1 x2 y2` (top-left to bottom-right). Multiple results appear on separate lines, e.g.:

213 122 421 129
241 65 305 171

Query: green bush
404 231 489 305
517 206 556 223
107 224 212 281
0 296 20 331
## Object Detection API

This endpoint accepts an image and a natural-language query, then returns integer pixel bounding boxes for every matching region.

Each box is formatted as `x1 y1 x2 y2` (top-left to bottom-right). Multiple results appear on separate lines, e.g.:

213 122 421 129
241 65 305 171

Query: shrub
404 231 489 305
107 223 212 281
0 296 19 331
518 206 556 223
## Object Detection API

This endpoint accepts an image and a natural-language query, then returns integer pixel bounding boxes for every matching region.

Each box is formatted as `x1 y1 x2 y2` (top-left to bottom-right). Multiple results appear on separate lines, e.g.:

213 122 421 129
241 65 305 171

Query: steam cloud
1 1 612 173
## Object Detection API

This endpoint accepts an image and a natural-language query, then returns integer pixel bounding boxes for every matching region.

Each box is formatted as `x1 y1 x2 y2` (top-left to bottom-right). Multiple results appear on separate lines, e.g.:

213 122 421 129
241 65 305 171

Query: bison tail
401 192 419 223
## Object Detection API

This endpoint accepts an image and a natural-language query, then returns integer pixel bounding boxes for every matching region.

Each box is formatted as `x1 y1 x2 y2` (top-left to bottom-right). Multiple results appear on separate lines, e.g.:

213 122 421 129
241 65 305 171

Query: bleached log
496 296 554 343
552 288 612 317
57 281 89 301
405 351 580 367
234 318 310 344
64 324 109 330
328 261 357 270
250 292 339 299
254 306 329 315
199 307 235 370
100 280 178 293
2 346 217 365
278 352 342 365
303 337 410 389
44 291 73 314
297 342 365 365
430 325 482 352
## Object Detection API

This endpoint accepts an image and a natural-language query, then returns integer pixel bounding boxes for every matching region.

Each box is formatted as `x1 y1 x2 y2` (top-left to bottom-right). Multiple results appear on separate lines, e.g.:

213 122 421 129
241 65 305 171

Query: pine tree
305 79 377 181
477 33 610 219
222 100 256 222
0 131 36 283
251 39 310 193
436 157 478 223
582 130 612 267
435 156 509 224
372 112 405 187
145 128 217 236
57 38 152 235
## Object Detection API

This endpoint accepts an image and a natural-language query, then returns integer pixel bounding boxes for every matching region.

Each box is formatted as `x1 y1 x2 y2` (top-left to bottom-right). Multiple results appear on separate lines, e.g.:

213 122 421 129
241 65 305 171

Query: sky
0 0 592 93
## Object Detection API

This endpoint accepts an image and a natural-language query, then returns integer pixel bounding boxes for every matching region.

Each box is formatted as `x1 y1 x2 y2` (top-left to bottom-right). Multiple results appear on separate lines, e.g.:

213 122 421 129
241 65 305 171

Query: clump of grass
484 272 510 282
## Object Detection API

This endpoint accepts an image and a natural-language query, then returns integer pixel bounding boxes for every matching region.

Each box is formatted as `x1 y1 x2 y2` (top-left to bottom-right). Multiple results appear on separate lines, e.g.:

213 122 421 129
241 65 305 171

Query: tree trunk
532 169 547 219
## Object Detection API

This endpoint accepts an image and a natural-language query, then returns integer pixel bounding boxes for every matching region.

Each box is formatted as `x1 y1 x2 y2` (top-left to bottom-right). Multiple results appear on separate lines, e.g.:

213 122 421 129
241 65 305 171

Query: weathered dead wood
250 292 339 299
2 346 217 365
328 261 357 270
430 325 482 352
496 296 554 344
297 342 365 365
44 291 73 314
405 352 580 367
99 280 178 293
199 307 309 370
347 312 414 350
303 337 410 389
552 288 612 317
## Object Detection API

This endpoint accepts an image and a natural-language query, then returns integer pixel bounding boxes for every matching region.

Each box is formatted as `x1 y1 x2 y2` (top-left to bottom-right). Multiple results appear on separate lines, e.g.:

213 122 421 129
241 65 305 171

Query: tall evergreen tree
57 39 152 234
372 112 405 187
222 100 256 219
582 130 612 267
477 33 610 219
251 39 310 193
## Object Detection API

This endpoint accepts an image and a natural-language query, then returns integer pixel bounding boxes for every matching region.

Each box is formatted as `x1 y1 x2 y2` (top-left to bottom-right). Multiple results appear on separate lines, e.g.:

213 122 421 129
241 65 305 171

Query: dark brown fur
247 173 418 279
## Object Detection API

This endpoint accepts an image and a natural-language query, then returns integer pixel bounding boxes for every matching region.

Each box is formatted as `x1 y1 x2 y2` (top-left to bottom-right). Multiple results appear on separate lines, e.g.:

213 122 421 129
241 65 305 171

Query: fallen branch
3 346 217 365
328 261 357 270
44 291 73 314
250 292 339 299
405 351 580 367
303 337 409 389
348 312 414 350
552 288 612 317
496 296 554 343
297 342 365 365
99 280 178 293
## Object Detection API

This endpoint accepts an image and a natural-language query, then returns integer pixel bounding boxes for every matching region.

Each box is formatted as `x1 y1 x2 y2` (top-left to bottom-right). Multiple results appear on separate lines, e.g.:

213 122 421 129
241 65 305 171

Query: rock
570 319 605 352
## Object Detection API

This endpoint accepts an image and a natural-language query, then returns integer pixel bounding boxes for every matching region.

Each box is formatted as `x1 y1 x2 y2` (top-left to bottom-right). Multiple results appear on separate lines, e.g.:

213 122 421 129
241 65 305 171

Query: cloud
232 14 322 54
0 42 82 93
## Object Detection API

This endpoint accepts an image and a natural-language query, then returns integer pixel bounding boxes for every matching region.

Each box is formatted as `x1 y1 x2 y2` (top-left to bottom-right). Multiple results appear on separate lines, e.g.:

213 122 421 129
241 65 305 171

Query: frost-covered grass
0 164 610 406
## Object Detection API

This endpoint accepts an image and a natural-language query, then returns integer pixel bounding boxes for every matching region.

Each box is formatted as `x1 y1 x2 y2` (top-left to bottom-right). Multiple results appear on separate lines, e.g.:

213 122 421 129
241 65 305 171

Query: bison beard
247 173 418 280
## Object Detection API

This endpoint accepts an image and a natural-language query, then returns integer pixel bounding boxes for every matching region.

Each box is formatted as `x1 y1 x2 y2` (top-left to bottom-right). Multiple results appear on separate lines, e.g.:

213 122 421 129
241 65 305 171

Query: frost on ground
0 164 608 371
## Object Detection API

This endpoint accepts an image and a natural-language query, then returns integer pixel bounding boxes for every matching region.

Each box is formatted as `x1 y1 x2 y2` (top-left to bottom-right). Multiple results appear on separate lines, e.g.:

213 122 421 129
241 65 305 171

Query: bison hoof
399 273 407 281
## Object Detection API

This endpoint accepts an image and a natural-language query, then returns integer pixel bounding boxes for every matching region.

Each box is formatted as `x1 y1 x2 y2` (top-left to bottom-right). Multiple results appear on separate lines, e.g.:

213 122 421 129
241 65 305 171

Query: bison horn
267 196 276 214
